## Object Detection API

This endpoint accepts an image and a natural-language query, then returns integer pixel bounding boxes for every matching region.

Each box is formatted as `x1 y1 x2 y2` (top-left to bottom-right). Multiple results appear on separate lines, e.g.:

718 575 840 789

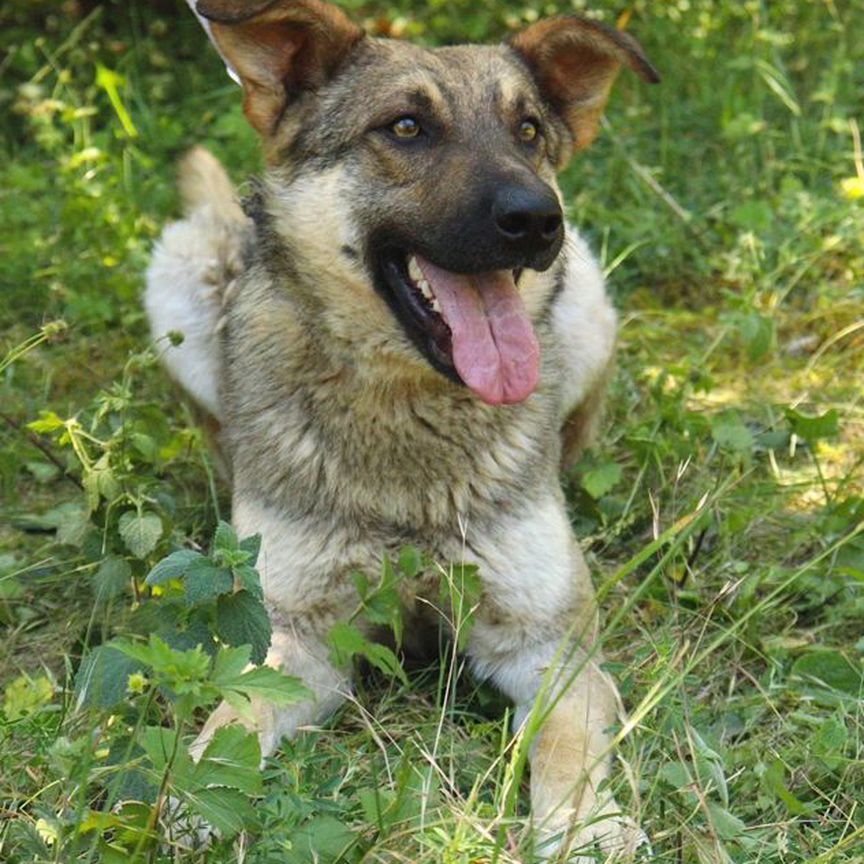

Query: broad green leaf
216 590 272 664
118 511 163 558
211 645 253 681
212 661 311 721
398 545 425 579
54 502 91 547
131 432 158 463
729 199 772 233
755 428 790 451
224 666 310 704
114 771 156 806
74 645 143 710
328 622 368 665
233 563 264 599
184 559 233 606
114 634 178 668
738 312 774 362
706 801 746 840
214 521 257 567
92 556 131 604
27 410 66 435
77 809 124 835
114 636 212 699
214 521 238 553
581 461 623 499
149 638 210 680
361 585 402 630
157 615 217 656
146 549 206 587
786 408 839 442
183 788 255 839
813 715 848 770
25 460 60 483
329 622 407 685
101 843 136 864
762 758 808 815
192 725 262 795
710 413 754 453
690 728 728 806
659 760 691 790
106 801 154 849
3 674 54 721
140 725 186 776
97 466 120 501
792 650 863 695
835 538 864 579
100 844 134 864
359 787 397 828
353 570 370 600
283 815 355 863
238 533 261 565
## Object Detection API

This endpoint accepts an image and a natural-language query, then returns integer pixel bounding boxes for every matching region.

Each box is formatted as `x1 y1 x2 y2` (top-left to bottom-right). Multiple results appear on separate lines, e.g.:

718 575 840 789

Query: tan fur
146 4 658 858
510 16 660 156
177 145 245 222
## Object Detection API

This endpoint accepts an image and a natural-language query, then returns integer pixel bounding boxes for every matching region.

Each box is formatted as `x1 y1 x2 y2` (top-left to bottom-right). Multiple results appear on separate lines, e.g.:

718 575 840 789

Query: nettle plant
50 521 306 858
15 332 484 859
67 534 477 858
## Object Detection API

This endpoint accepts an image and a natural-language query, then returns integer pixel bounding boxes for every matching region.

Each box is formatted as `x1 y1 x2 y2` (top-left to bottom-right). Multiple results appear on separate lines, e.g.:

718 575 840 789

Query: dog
145 0 658 858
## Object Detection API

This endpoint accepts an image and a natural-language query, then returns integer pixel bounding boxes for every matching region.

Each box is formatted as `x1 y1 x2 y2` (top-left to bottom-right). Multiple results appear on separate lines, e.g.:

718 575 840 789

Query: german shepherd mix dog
146 0 658 857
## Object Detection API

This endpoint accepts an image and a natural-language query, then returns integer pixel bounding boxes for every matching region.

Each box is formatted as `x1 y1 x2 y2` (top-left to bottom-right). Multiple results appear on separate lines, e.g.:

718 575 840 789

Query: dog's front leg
188 500 359 762
472 627 643 861
190 618 349 762
466 504 643 862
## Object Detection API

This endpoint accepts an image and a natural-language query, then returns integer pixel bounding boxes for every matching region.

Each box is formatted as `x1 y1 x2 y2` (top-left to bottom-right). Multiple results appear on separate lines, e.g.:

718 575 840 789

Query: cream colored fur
145 148 247 419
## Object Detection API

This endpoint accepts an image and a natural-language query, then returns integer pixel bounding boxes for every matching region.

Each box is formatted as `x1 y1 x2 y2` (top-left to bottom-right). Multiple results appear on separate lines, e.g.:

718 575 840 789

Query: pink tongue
416 256 540 405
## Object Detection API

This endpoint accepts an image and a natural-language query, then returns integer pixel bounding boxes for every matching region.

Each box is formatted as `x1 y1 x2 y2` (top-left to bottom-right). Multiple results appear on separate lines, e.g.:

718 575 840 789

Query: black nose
492 185 563 254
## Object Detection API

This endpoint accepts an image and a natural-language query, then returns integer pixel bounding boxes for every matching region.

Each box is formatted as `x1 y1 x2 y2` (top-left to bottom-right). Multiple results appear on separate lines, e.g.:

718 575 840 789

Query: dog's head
196 0 658 405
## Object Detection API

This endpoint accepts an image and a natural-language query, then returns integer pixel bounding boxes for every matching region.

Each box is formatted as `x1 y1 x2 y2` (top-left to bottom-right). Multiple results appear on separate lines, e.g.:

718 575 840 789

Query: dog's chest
220 275 563 534
227 375 558 534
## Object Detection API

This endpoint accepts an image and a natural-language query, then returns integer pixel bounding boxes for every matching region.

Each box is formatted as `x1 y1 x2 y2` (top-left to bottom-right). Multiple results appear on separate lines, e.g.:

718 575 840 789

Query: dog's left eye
518 119 540 143
390 116 422 139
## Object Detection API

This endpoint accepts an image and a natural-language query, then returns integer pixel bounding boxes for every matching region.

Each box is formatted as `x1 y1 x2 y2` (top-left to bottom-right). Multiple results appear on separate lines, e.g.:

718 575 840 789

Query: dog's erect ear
196 0 364 136
509 17 659 157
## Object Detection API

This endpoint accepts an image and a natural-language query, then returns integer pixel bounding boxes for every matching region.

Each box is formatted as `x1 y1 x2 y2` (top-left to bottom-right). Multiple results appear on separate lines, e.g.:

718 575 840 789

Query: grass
2 0 864 862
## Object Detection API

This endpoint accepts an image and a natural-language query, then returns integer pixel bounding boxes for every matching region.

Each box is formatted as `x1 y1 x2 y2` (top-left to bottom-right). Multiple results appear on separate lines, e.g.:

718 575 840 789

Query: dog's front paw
160 794 220 852
535 802 650 863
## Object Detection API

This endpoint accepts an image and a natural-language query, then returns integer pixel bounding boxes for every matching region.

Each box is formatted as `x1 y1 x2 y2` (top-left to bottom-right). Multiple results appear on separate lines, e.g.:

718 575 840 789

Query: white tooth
431 297 441 315
408 256 422 283
418 279 434 300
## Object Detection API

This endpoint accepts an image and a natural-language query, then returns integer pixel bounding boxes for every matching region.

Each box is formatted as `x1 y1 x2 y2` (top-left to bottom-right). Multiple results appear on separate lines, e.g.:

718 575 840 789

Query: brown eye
518 119 539 143
391 116 421 139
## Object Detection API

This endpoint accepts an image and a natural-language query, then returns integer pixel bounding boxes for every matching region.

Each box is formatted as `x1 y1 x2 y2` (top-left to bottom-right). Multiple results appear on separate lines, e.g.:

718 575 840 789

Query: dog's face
196 0 657 405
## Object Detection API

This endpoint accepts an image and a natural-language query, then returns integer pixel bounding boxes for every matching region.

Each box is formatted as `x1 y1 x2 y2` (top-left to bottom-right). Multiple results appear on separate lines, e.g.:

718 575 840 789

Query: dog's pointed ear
508 17 659 157
195 0 364 136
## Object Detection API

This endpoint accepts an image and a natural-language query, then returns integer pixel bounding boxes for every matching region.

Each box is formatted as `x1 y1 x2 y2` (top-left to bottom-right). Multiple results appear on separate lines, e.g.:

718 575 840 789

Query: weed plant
1 1 863 862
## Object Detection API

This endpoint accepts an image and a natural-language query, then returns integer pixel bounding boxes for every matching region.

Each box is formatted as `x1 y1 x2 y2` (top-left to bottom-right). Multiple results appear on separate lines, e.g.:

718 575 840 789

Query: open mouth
377 250 540 406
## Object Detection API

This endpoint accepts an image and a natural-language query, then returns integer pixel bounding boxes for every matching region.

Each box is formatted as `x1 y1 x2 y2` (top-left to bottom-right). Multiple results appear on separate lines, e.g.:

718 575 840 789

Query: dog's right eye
389 116 422 139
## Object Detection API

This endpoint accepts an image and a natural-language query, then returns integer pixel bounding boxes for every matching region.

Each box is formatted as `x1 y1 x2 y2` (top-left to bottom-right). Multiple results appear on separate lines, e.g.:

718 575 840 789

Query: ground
1 1 863 862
